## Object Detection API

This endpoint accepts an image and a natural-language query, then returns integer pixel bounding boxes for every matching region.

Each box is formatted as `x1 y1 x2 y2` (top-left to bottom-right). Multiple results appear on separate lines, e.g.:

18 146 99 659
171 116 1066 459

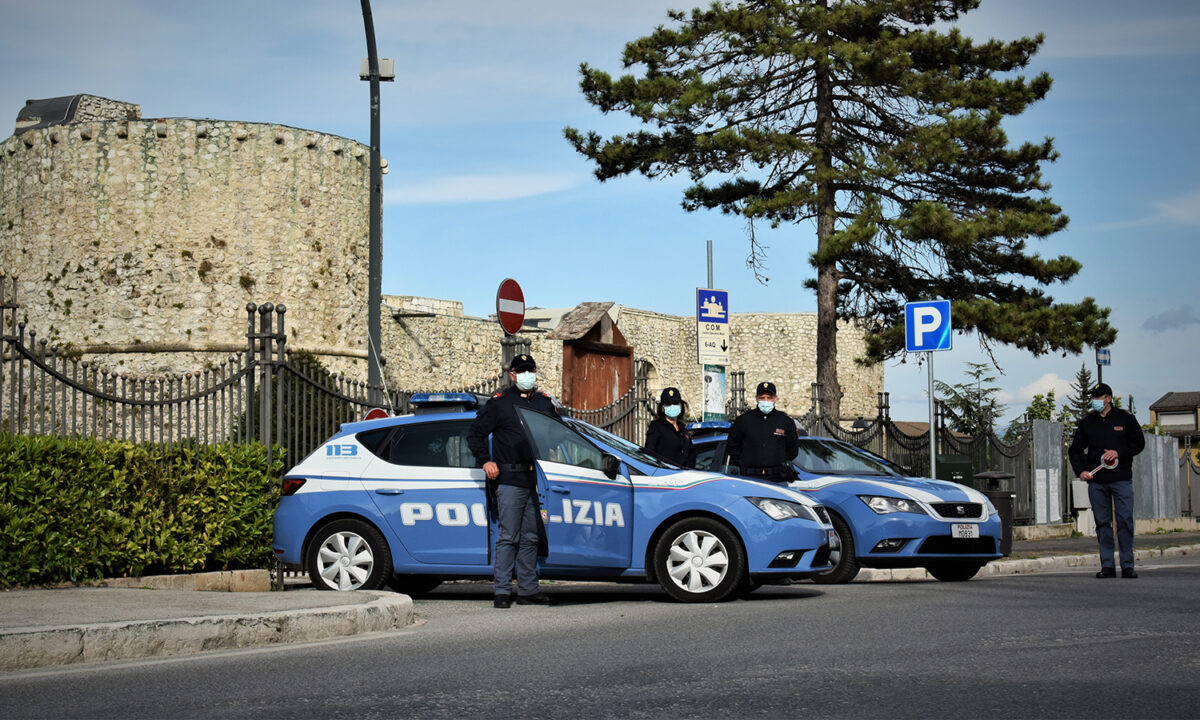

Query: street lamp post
359 0 388 397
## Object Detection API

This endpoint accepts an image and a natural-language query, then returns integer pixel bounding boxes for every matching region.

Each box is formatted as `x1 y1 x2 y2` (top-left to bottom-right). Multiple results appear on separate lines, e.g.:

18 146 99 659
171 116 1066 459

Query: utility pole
360 0 393 398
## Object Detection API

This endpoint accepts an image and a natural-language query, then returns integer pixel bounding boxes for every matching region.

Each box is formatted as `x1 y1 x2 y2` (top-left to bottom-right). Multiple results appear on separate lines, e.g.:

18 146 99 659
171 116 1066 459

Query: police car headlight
747 496 816 522
983 498 998 518
858 495 928 516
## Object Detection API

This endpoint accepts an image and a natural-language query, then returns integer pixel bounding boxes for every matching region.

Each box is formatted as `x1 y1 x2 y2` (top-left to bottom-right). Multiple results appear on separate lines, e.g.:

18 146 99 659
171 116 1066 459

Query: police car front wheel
307 519 392 591
654 517 746 603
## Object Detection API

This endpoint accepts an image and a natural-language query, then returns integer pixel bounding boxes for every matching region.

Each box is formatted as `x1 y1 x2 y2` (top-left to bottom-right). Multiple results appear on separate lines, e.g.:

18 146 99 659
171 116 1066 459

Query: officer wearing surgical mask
726 381 799 482
467 354 558 607
1067 382 1145 579
643 387 695 467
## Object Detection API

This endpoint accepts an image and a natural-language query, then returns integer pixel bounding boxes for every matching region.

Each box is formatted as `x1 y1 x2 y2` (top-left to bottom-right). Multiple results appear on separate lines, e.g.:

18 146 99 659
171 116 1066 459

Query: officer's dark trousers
494 483 540 597
1088 479 1135 570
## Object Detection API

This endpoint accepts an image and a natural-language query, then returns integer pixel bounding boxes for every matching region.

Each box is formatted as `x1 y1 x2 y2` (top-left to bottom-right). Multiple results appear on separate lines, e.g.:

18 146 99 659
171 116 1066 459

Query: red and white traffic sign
496 278 525 335
363 408 389 421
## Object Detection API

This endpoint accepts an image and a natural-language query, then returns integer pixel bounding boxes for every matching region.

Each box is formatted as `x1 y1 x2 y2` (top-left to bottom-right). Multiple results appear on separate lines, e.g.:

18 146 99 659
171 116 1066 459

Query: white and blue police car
690 422 1004 583
272 393 835 603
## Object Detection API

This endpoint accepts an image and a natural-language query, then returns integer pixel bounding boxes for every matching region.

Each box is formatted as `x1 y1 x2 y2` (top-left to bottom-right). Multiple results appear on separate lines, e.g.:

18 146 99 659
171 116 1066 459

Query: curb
0 591 414 672
854 543 1200 583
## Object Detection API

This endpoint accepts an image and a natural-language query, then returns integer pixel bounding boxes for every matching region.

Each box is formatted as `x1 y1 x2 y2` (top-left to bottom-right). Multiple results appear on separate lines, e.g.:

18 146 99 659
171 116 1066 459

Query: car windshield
566 418 681 469
793 438 898 476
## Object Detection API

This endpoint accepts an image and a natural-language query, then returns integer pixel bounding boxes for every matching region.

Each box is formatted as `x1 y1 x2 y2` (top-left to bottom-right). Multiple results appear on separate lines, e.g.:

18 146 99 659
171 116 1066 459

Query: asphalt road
3 558 1199 719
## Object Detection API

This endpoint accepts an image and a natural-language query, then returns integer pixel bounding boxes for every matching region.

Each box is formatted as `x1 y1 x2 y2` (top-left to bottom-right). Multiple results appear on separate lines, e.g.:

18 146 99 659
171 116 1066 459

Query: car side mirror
602 453 621 480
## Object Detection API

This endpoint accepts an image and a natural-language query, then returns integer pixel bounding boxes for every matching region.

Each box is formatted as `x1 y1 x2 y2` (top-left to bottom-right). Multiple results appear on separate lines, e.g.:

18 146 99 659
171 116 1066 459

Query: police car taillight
281 478 306 496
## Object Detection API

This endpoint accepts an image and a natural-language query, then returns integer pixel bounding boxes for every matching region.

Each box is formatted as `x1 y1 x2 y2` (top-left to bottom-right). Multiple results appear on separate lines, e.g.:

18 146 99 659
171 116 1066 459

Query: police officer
643 387 695 467
727 381 799 482
467 353 557 608
1068 382 1145 579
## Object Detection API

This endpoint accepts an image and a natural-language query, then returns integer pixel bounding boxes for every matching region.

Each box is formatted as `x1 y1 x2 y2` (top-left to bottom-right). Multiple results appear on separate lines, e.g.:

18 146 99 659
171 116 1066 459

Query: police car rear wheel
307 519 392 591
654 518 746 603
811 513 859 584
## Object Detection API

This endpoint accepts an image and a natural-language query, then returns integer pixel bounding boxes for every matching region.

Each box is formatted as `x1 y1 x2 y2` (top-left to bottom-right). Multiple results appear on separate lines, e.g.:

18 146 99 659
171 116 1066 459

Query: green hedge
0 434 284 588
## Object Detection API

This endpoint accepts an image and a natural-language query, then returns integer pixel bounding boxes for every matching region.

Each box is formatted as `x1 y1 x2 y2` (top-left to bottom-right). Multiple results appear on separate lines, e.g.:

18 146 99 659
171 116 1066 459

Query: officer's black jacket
727 407 799 471
643 417 695 468
1068 407 1145 484
467 385 558 488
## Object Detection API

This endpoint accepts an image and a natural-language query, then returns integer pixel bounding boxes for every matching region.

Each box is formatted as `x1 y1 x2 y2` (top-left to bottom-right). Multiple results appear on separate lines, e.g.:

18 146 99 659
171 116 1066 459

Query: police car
690 422 1003 583
272 393 835 603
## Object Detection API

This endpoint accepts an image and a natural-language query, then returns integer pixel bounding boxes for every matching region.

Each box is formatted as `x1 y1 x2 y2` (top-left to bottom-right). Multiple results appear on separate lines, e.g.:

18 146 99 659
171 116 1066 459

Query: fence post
273 304 287 470
256 303 274 463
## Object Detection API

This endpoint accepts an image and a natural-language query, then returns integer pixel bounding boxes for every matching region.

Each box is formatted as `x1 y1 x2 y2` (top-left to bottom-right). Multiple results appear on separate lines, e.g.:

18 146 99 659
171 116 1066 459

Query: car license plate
951 523 980 539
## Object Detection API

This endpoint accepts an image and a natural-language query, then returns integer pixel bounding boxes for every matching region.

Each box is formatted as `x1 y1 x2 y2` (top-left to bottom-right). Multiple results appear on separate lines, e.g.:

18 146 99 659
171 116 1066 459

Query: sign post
496 279 526 378
1095 347 1111 384
905 300 952 479
696 288 730 366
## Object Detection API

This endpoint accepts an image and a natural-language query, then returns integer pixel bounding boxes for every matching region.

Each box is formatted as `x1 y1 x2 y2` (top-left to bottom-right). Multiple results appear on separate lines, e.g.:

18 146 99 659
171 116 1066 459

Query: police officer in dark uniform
1068 382 1145 579
727 381 799 482
467 354 557 608
643 387 695 467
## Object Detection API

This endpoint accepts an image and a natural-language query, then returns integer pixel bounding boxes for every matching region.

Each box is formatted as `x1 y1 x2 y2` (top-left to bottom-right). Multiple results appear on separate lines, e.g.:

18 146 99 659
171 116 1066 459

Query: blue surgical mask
516 372 537 391
664 404 682 419
1091 398 1105 412
758 400 775 414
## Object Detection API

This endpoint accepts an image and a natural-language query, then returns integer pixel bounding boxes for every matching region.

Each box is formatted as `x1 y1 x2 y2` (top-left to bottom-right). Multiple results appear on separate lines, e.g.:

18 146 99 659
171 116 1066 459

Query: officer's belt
498 463 536 473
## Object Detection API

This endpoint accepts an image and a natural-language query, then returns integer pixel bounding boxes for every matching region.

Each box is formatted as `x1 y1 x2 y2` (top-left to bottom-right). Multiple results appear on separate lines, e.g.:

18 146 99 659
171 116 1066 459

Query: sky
2 0 1197 428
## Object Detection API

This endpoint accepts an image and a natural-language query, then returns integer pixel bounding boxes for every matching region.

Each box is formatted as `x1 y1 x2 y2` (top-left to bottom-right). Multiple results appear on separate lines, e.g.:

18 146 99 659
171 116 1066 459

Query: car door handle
549 485 570 495
374 488 403 495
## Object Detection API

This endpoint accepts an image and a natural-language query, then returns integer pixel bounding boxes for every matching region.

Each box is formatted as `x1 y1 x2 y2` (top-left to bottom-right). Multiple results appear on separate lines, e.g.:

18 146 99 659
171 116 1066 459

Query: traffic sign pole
905 300 952 480
928 352 936 481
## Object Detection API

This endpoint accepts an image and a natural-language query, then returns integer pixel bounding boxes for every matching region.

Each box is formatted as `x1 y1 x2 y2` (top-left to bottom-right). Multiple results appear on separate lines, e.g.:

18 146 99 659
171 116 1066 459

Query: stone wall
381 307 563 397
0 119 371 377
73 95 140 123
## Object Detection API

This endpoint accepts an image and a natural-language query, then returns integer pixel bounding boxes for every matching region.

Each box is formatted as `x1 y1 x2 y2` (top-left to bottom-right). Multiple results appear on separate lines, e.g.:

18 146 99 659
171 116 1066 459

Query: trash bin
983 491 1015 556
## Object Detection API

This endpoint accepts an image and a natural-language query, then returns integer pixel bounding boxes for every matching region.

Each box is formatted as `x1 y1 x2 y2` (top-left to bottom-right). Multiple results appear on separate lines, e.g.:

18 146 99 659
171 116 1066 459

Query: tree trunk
813 0 842 421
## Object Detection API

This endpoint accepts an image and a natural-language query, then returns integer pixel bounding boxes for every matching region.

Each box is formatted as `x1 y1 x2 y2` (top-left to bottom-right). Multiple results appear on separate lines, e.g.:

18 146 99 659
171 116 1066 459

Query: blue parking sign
905 300 952 352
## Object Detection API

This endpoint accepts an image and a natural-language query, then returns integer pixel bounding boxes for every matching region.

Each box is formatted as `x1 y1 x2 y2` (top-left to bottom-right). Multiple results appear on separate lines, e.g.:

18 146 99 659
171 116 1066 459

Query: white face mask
757 400 775 414
1091 398 1105 412
515 372 537 391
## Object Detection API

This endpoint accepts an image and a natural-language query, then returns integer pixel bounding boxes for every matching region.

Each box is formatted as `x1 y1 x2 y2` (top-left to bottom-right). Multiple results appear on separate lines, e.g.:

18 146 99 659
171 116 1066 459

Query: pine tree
934 361 1005 436
565 0 1116 420
1061 363 1094 433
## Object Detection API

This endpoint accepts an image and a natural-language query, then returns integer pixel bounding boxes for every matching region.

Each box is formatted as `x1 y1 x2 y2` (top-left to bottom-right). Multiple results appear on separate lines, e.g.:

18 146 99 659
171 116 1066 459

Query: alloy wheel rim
666 529 728 593
317 531 374 590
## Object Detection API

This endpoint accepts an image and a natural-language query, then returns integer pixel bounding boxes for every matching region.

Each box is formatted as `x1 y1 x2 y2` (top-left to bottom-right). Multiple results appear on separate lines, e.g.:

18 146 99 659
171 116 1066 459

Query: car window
517 408 604 470
566 418 680 469
693 444 718 471
381 420 476 468
793 438 894 475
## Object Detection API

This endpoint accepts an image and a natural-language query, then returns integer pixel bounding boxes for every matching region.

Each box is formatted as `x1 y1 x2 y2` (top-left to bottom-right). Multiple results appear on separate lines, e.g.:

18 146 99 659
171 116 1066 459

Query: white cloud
1014 373 1074 406
385 172 583 205
1154 190 1200 227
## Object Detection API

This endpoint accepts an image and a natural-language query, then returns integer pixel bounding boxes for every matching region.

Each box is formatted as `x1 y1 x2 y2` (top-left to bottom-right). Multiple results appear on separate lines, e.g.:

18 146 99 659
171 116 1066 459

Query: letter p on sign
905 300 952 352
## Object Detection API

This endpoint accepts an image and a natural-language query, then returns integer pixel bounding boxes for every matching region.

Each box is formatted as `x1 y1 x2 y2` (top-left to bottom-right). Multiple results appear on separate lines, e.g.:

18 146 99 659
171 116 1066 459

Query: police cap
509 354 536 372
755 381 777 397
1090 382 1113 397
660 387 682 404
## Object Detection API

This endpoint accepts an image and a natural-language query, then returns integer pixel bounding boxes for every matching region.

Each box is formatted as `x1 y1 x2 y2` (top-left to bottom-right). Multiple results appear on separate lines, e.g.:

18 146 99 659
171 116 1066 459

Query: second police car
272 393 835 603
690 422 1004 583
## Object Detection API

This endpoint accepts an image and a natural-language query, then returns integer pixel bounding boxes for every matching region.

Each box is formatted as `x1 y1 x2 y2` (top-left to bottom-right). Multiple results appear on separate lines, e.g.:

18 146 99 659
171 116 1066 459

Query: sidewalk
2 531 1198 673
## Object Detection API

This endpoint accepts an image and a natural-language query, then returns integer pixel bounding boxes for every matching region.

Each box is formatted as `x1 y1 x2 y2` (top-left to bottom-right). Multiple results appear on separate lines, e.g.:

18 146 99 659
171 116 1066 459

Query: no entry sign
496 278 525 336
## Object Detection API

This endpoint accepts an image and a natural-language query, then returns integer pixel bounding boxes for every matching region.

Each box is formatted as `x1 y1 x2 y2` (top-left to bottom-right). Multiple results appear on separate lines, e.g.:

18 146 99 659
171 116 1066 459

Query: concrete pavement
2 531 1198 673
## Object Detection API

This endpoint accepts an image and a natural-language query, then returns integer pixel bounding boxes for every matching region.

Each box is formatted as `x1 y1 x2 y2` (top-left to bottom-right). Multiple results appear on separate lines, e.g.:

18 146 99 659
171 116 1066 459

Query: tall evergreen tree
1059 362 1094 434
565 0 1115 420
934 361 1004 436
